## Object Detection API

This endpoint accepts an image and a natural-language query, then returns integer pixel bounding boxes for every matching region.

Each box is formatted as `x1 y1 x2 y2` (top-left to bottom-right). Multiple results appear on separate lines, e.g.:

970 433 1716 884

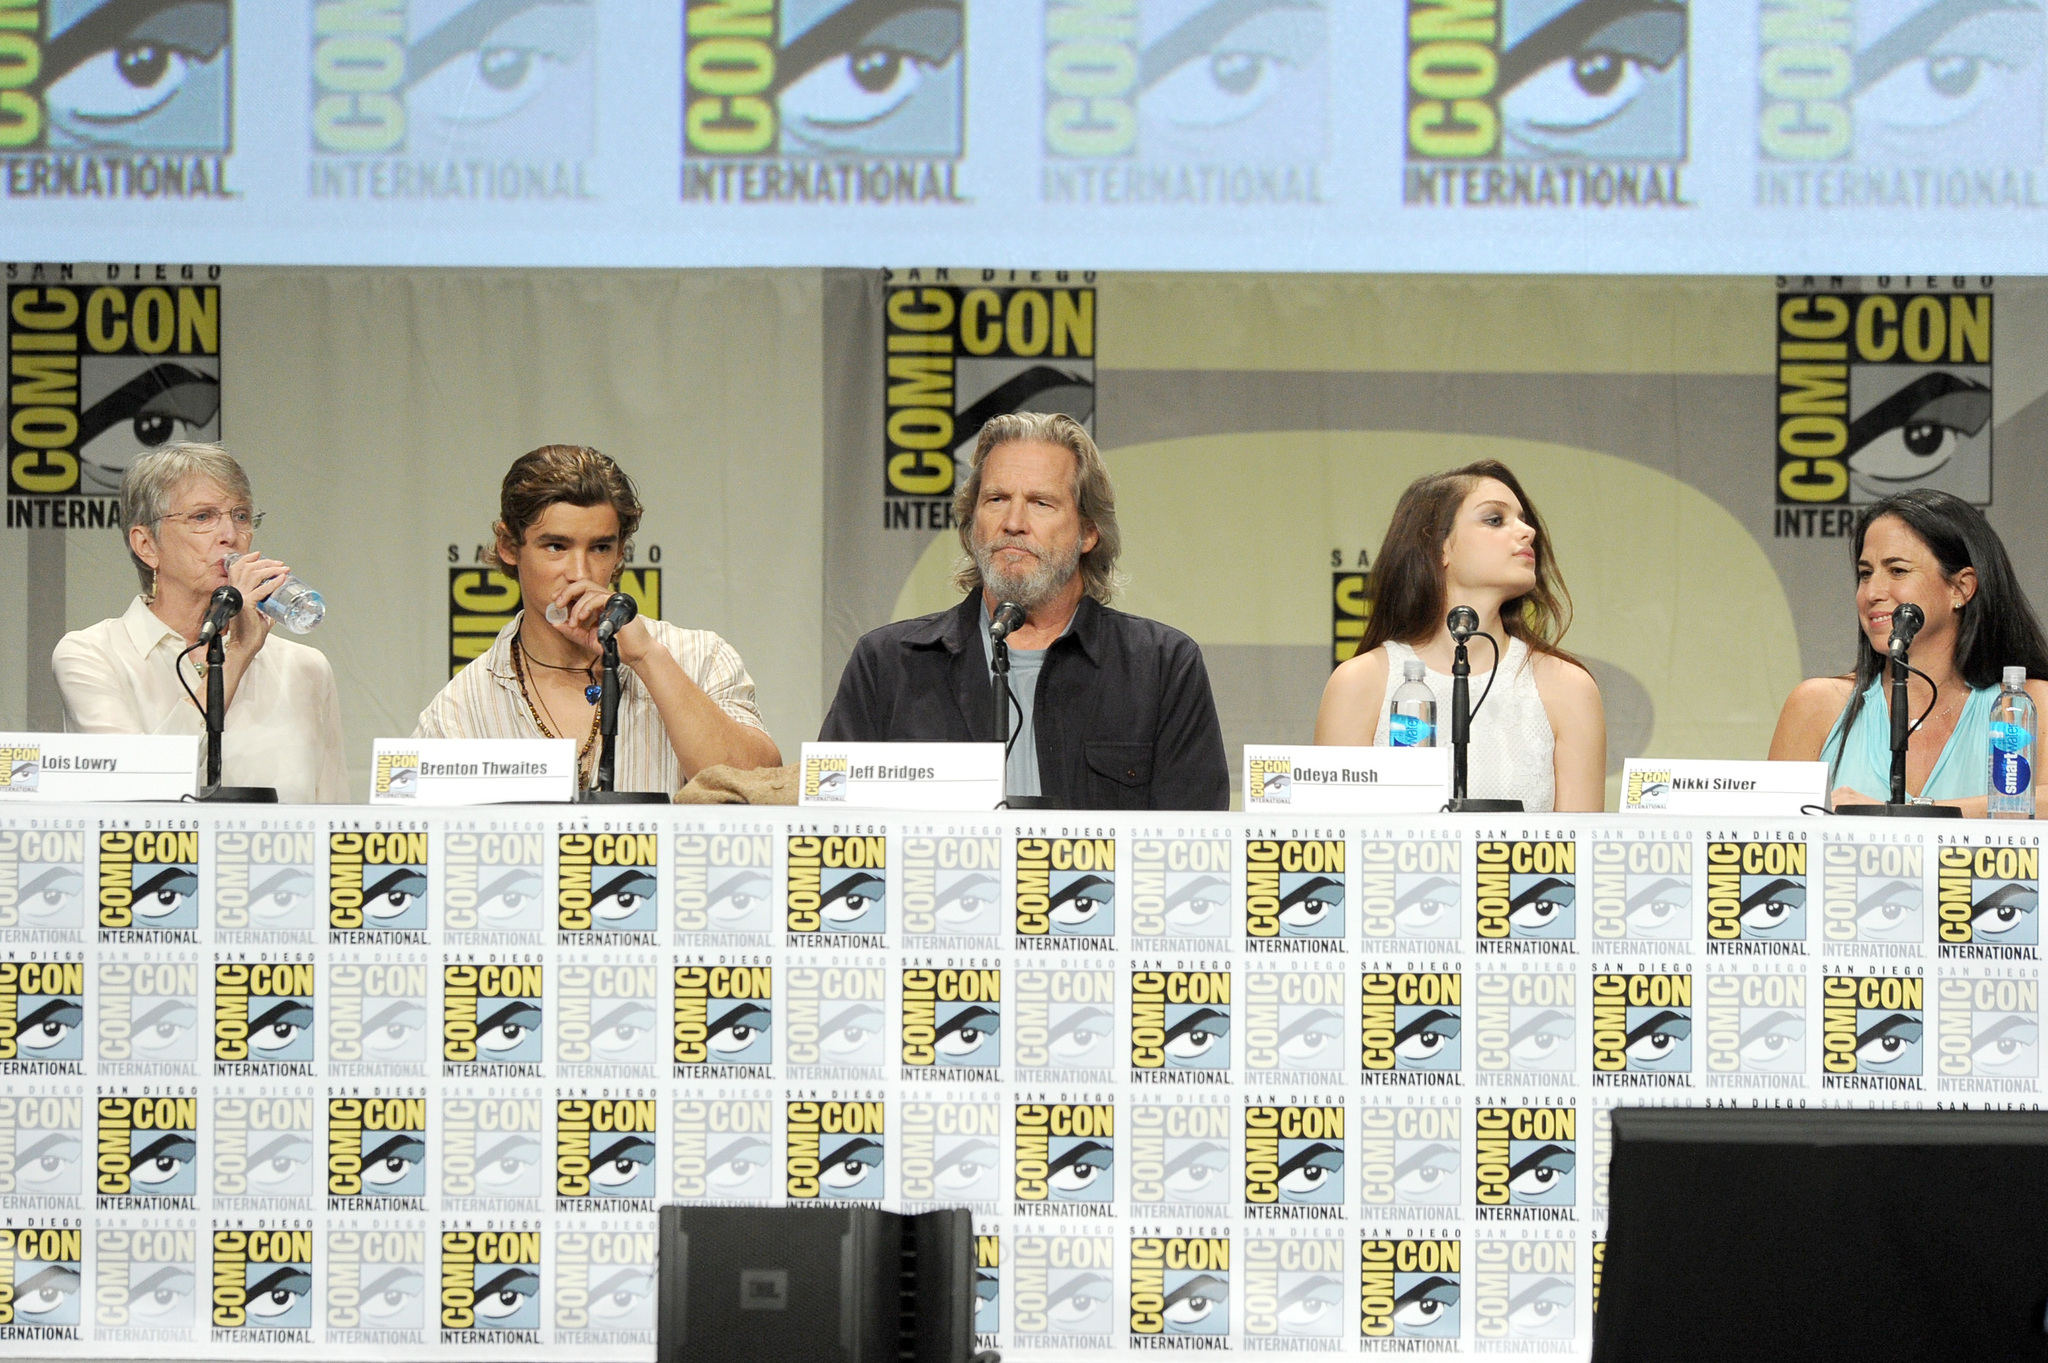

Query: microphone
990 601 1026 643
196 586 242 647
1888 603 1925 657
595 593 638 642
1447 606 1479 642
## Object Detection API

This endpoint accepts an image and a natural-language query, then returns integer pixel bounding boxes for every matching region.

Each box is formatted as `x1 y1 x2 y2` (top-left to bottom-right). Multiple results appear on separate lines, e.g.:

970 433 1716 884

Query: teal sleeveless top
1820 679 1998 802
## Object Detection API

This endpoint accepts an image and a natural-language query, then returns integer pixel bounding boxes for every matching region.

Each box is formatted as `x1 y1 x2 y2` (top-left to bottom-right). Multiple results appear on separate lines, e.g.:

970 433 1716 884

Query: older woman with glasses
50 442 347 802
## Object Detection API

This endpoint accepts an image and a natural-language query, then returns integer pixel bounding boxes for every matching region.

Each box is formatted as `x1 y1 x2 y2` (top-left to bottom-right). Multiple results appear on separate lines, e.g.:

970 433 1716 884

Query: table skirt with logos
0 804 2034 1361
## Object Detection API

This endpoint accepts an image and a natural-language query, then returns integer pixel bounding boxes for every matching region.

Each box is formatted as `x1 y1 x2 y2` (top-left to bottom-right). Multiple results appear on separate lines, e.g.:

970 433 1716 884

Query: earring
147 567 158 602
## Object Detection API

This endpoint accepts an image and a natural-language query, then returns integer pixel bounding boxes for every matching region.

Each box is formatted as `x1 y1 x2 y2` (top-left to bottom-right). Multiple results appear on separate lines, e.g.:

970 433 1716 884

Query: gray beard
972 535 1082 610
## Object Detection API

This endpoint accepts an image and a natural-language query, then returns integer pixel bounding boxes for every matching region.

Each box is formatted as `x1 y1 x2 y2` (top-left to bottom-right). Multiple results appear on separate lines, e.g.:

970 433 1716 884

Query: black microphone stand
581 631 666 804
992 615 1052 810
1838 640 1959 819
1446 631 1521 814
196 624 277 804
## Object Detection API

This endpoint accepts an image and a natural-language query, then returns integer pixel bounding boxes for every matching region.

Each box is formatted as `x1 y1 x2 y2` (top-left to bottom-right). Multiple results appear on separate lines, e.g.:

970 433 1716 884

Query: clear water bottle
1989 666 2035 818
223 551 325 634
1389 658 1438 748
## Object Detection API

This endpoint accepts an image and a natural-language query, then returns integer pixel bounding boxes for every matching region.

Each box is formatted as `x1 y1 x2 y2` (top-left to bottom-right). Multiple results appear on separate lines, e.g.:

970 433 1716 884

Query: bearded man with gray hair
821 413 1228 810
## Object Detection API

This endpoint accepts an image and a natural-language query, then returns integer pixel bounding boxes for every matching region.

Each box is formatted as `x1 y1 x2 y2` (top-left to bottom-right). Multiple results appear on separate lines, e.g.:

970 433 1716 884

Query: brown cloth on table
673 763 799 805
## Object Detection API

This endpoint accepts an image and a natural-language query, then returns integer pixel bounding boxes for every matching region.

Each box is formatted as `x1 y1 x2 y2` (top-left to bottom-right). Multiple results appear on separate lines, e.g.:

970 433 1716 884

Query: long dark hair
1357 460 1578 663
1828 490 2048 782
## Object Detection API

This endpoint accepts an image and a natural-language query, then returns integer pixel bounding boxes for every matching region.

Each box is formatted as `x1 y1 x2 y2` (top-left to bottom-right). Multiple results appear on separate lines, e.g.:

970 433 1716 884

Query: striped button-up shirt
413 613 768 796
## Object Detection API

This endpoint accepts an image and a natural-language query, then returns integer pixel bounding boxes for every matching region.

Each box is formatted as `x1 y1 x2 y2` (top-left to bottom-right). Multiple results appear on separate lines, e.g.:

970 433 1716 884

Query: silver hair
951 412 1124 604
122 442 252 594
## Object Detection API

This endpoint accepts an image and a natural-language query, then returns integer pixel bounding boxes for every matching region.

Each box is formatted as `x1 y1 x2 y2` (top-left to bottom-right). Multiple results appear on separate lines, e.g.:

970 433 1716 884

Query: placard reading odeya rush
0 804 2034 1363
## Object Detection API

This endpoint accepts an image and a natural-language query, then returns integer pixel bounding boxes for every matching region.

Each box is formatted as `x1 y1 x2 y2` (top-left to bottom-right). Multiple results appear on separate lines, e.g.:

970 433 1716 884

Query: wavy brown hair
493 444 643 582
1357 459 1577 662
951 412 1123 604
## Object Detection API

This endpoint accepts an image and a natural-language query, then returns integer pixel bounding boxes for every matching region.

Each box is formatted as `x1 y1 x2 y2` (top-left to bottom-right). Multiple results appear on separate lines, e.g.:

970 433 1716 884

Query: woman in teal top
1770 489 2048 815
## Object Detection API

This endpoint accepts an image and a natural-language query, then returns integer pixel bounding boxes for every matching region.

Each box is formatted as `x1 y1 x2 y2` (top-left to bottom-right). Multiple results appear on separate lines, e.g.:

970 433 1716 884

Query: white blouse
1373 637 1557 813
51 596 349 804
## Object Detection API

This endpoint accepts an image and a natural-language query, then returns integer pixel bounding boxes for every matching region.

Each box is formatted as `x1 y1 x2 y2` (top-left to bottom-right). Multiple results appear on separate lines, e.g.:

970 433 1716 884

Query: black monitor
1593 1107 2048 1363
658 1205 980 1363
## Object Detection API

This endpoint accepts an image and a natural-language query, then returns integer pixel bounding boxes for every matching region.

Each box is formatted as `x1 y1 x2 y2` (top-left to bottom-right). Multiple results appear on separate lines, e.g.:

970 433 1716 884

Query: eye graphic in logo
1857 877 1923 942
821 870 885 933
361 1129 425 1195
1509 1008 1574 1071
1276 1006 1341 1069
974 1269 999 1332
17 993 83 1060
1850 0 2045 163
1162 874 1228 937
13 1128 82 1195
244 1261 312 1327
127 1263 195 1324
1846 370 1993 500
1048 1002 1114 1069
812 768 848 801
933 1135 999 1199
1278 1270 1343 1335
130 1127 197 1194
591 998 660 1063
1164 1005 1230 1069
1162 1139 1228 1202
475 867 545 931
1624 875 1690 938
363 864 428 931
1856 1009 1924 1072
1395 1007 1460 1070
1624 1007 1690 1070
1277 1140 1343 1203
1049 873 1114 936
406 0 595 155
1137 0 1327 157
359 1264 424 1328
707 1001 770 1064
1163 1271 1228 1334
361 997 429 1062
1739 876 1805 939
249 995 314 1061
78 363 221 497
708 1134 773 1199
1739 1008 1805 1072
1509 875 1575 938
819 1002 886 1065
592 867 657 930
774 0 964 155
1507 1273 1573 1338
246 1130 314 1195
39 0 231 150
587 1263 654 1330
476 1131 542 1196
935 1002 999 1065
1048 1269 1111 1333
1971 1012 2039 1076
244 866 317 932
132 861 199 930
383 767 419 799
472 1263 539 1329
6 759 38 791
703 866 772 933
935 871 1000 935
1396 876 1459 937
1396 1141 1459 1204
1047 1138 1113 1201
590 1132 655 1197
13 1257 80 1325
1499 0 1688 160
1507 1141 1574 1205
1393 1273 1458 1337
819 1135 884 1198
1971 881 2039 944
478 997 542 1061
1278 873 1344 937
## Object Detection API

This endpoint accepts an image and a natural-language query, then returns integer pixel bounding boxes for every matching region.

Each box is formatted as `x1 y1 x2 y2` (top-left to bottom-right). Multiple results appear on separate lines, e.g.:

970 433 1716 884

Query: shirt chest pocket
1085 741 1154 806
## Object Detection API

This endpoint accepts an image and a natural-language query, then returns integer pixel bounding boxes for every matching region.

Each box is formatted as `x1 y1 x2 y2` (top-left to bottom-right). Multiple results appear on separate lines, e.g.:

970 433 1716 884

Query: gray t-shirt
979 608 1065 799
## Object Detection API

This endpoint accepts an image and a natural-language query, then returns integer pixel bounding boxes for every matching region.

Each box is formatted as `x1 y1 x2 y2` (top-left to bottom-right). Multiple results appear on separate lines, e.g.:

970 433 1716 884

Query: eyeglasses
157 506 264 533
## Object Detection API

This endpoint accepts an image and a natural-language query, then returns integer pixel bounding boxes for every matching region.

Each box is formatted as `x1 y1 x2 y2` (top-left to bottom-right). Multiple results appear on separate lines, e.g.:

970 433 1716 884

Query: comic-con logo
1775 288 1992 520
1130 1236 1228 1337
311 0 595 160
785 965 887 1072
1473 1238 1573 1340
1133 838 1231 938
558 833 657 936
1588 841 1692 940
209 1230 311 1334
1703 972 1806 1075
1591 973 1691 1078
1246 838 1345 940
901 968 1000 1071
673 965 772 1073
554 1228 654 1337
0 1094 84 1200
443 830 547 937
786 1100 885 1202
213 963 313 1074
1821 972 1924 1083
1473 971 1575 1077
1404 0 1688 204
327 831 428 938
1244 970 1344 1076
325 1229 426 1336
787 835 887 938
93 1225 194 1332
326 1097 426 1206
1014 1102 1114 1206
1821 841 1924 944
881 278 1096 524
94 1095 197 1202
975 1236 999 1336
1361 1238 1459 1340
672 1097 774 1203
371 753 417 801
439 1232 540 1336
441 964 543 1073
1013 967 1116 1074
0 1225 81 1333
900 1100 1001 1209
1705 840 1807 947
1016 836 1115 938
1129 1103 1231 1209
97 829 198 937
1475 840 1574 942
441 1098 544 1205
1937 974 2039 1082
1011 1233 1113 1338
0 747 36 794
674 830 775 936
1244 1105 1344 1210
1132 970 1231 1072
0 829 88 933
214 830 320 937
1244 1236 1345 1339
0 961 84 1071
1937 845 2039 951
1474 1106 1575 1209
1362 971 1461 1077
211 1094 316 1205
0 3 230 154
555 1099 656 1207
1359 838 1462 939
559 962 662 1074
5 282 222 512
902 835 1002 937
328 961 431 1073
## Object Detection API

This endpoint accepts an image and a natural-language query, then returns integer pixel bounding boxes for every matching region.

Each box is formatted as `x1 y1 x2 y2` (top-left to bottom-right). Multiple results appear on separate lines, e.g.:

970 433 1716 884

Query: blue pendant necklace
519 641 602 703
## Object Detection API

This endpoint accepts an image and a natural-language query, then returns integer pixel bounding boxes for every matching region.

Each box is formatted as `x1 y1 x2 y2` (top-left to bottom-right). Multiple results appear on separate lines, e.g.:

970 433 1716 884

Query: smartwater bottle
1989 666 2036 818
223 551 326 634
1389 658 1438 747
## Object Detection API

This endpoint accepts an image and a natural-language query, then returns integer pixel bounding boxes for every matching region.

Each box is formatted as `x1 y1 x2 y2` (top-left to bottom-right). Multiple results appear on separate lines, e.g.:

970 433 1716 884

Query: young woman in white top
1314 460 1606 812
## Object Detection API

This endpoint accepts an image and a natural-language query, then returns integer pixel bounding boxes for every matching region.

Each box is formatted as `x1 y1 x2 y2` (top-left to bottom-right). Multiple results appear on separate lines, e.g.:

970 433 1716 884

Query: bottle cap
2006 665 2026 689
1403 659 1426 682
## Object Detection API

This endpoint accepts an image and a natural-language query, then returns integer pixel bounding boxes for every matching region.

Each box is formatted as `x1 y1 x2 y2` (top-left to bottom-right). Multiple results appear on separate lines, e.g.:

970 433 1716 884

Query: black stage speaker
1593 1108 2048 1363
657 1205 979 1363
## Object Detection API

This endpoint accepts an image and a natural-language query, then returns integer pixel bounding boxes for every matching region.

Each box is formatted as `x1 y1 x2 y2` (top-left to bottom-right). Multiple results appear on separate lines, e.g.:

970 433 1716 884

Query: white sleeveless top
1371 637 1556 813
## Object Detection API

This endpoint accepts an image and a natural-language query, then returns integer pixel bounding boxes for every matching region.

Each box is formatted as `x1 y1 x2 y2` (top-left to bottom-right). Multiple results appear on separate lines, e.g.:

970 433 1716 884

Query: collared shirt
821 593 1229 811
51 595 349 804
413 612 767 796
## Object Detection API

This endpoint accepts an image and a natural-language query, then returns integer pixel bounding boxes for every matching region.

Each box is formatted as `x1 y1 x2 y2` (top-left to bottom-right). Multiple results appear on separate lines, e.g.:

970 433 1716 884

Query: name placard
0 733 198 801
799 742 1005 810
1622 758 1828 815
1243 744 1452 813
369 737 577 805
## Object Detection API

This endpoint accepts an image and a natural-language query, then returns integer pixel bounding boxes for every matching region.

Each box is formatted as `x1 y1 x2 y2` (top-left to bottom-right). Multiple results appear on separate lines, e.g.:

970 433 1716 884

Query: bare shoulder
1529 651 1601 702
1768 676 1856 761
1315 647 1390 745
